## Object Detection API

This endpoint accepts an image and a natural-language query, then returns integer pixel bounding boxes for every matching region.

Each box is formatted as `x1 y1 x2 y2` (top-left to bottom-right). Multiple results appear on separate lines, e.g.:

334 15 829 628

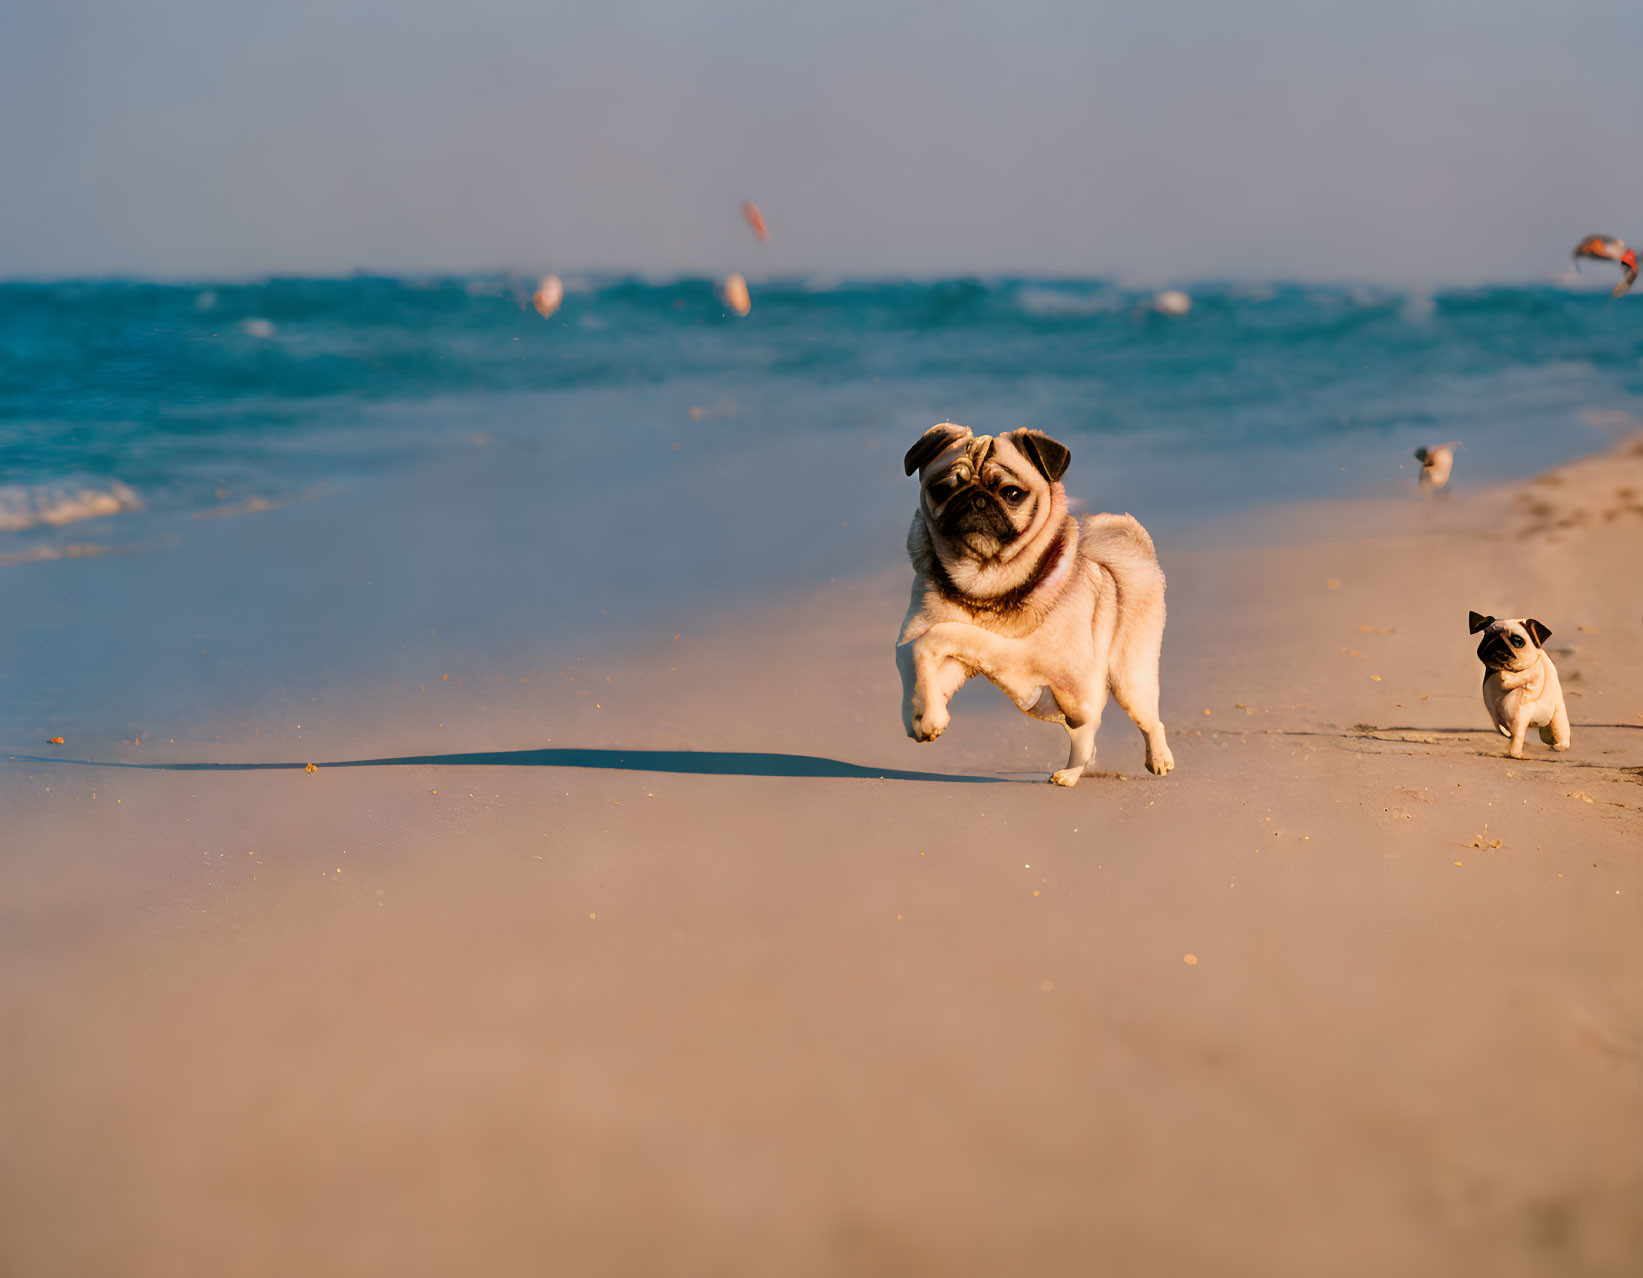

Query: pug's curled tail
1079 512 1160 575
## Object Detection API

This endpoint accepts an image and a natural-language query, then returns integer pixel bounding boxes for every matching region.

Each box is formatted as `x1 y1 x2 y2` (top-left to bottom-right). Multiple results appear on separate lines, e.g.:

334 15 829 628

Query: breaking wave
0 480 143 533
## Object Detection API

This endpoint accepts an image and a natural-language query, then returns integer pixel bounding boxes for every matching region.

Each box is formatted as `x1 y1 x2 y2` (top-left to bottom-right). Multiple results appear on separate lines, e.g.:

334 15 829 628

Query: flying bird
741 201 769 243
1572 234 1637 297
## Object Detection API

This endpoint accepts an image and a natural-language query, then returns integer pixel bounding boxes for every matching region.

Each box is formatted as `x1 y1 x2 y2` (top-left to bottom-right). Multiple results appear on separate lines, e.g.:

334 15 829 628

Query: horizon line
0 269 1592 292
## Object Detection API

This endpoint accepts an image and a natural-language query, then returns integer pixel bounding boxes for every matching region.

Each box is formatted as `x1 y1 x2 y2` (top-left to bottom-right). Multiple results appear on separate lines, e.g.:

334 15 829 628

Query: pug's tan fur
896 423 1173 786
1470 611 1570 759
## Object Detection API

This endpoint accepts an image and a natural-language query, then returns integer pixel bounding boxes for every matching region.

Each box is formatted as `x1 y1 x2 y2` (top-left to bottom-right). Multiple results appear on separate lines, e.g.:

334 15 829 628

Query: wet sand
3 439 1642 1276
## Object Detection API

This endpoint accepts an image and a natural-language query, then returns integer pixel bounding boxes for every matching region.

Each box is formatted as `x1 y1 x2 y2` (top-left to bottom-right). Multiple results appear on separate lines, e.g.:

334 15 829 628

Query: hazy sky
4 0 1642 282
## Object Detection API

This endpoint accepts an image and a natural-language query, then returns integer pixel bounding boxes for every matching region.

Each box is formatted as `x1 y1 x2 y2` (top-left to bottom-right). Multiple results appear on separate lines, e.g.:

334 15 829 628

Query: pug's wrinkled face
905 423 1070 563
1470 612 1551 672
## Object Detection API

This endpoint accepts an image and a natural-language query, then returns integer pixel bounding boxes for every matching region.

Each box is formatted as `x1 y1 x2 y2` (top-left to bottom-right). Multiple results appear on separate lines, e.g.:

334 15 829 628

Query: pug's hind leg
1108 642 1174 776
1543 702 1572 751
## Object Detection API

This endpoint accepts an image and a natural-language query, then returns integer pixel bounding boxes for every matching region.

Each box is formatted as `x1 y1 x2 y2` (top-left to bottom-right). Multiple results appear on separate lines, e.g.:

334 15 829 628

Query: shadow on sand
5 746 1005 785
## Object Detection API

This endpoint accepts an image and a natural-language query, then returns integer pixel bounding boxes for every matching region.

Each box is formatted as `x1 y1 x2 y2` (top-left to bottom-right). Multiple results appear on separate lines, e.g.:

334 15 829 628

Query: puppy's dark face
1470 612 1551 673
905 424 1070 565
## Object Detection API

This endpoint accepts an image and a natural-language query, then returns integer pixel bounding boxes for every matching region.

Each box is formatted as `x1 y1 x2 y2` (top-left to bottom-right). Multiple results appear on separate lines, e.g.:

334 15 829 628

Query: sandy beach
3 436 1642 1276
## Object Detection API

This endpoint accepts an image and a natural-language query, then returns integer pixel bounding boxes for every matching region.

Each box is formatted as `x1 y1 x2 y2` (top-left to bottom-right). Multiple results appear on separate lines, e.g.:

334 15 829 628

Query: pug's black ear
1005 429 1072 484
904 423 972 477
1524 618 1551 646
1468 611 1494 634
1414 446 1429 463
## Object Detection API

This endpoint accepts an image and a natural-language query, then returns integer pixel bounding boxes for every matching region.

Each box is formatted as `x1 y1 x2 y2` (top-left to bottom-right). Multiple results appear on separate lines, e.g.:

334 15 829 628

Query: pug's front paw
909 703 949 742
1050 767 1083 787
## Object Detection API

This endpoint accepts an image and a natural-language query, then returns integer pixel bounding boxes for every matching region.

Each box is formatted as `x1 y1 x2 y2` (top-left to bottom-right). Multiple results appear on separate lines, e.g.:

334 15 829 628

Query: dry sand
3 440 1642 1277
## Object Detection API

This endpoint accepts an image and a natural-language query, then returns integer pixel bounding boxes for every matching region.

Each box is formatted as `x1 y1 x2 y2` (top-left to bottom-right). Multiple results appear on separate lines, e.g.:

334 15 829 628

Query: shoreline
4 423 1641 770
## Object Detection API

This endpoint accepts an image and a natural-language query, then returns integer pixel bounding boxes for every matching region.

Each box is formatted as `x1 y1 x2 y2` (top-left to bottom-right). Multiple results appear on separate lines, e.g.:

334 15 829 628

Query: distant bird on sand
1414 442 1459 493
1572 234 1637 297
741 201 769 242
719 273 752 317
532 274 564 319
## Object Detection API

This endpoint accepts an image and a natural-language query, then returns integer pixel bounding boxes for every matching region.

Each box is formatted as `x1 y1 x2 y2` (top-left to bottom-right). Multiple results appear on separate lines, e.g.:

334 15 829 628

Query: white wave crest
1016 287 1116 317
0 481 144 533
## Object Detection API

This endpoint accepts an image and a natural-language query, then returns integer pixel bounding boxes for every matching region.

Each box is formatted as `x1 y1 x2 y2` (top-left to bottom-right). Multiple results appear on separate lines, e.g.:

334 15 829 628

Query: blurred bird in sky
1572 234 1637 297
741 201 769 243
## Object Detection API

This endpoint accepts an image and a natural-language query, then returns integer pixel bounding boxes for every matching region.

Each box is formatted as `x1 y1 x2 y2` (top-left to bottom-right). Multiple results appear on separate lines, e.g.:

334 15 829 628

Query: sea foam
0 481 143 533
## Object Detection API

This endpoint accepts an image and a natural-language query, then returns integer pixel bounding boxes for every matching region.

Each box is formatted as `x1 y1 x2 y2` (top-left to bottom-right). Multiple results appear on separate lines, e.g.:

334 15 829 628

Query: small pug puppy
1414 442 1459 494
1469 611 1570 758
896 422 1173 786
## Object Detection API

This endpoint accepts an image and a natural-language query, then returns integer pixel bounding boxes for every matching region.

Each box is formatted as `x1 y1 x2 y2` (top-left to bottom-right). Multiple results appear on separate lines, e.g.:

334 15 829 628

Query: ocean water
2 276 1642 743
6 276 1643 531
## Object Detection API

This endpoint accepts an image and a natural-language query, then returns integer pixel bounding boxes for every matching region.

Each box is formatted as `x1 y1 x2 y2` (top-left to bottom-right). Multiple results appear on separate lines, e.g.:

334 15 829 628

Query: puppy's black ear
904 423 972 477
1468 611 1494 634
1524 618 1552 646
1005 429 1072 483
1414 446 1429 463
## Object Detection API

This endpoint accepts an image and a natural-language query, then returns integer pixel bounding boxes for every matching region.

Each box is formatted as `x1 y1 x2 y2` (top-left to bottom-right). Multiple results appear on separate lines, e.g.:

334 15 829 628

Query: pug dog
896 422 1173 786
1469 611 1570 758
1414 441 1459 494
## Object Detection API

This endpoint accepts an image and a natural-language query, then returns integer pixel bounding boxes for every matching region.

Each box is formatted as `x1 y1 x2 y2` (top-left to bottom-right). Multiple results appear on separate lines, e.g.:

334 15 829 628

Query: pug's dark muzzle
1477 634 1515 668
936 488 1017 545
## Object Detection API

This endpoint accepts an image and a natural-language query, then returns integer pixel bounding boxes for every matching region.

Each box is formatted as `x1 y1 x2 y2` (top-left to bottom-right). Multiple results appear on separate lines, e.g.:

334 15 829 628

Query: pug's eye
1509 634 1525 648
999 486 1028 503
